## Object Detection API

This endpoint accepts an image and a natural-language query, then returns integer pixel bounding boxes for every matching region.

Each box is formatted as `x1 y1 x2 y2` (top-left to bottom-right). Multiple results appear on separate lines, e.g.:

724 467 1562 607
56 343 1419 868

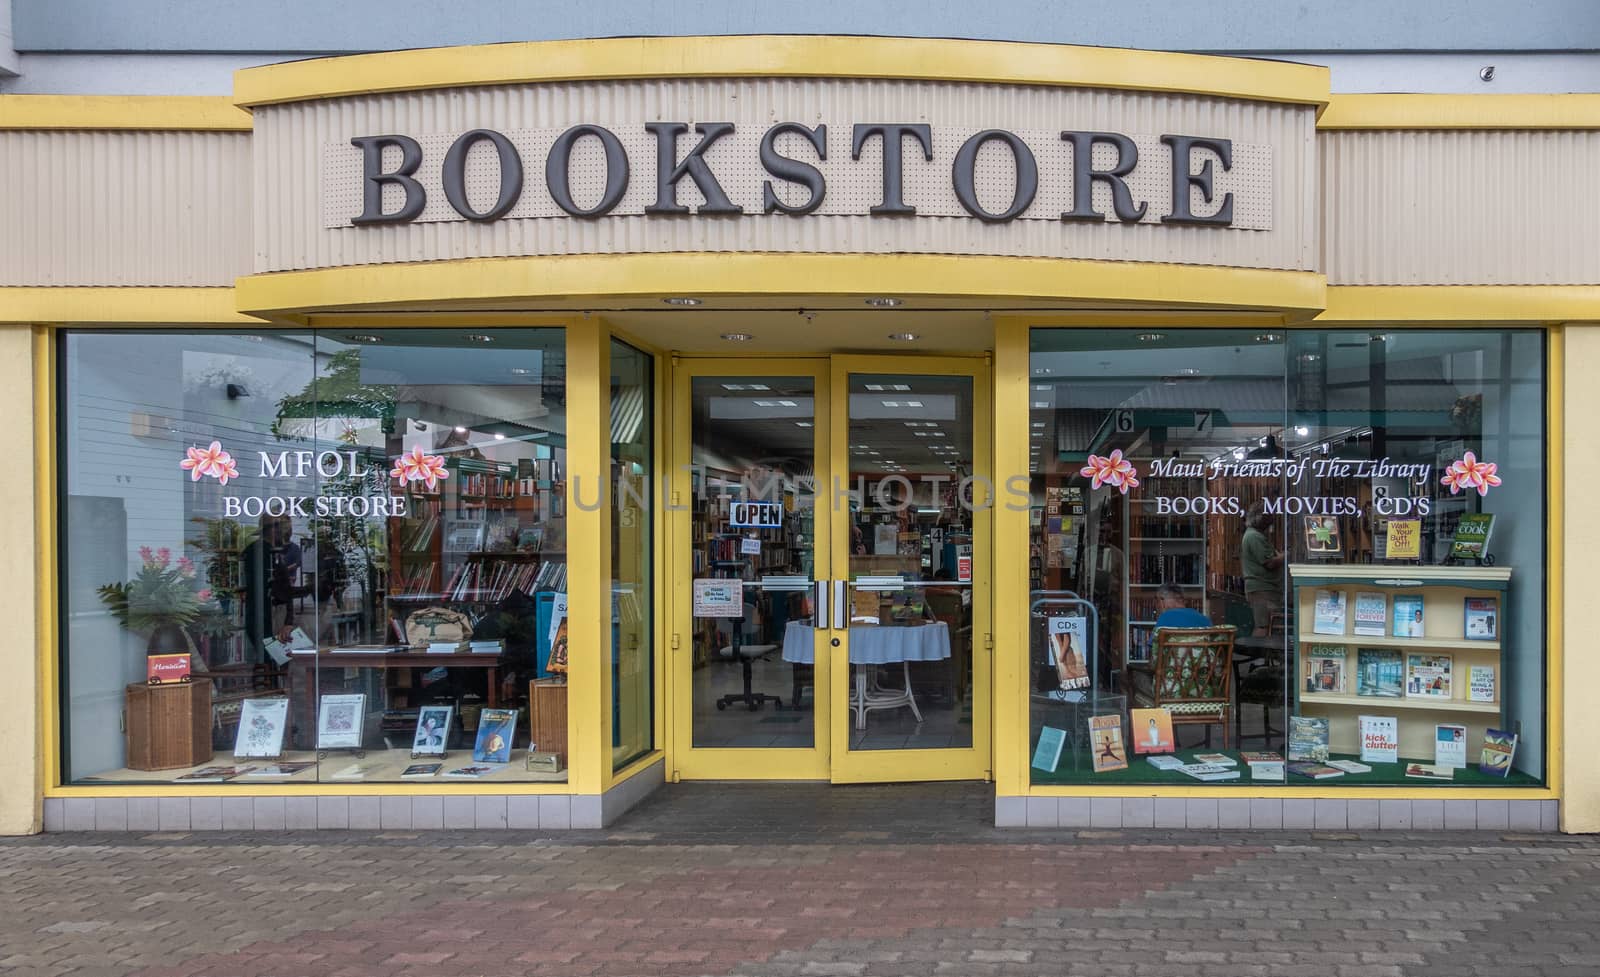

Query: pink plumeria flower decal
1440 451 1502 497
390 446 451 491
180 440 235 483
1080 449 1141 495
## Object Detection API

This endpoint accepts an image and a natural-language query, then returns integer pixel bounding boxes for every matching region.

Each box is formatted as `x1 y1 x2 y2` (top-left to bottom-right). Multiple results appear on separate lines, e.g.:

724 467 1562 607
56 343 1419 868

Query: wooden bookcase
1289 563 1510 760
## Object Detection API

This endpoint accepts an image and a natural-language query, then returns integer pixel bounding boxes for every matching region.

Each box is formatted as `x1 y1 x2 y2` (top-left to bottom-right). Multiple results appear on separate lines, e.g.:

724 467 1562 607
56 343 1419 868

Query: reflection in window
1027 328 1544 788
611 340 654 770
61 329 571 785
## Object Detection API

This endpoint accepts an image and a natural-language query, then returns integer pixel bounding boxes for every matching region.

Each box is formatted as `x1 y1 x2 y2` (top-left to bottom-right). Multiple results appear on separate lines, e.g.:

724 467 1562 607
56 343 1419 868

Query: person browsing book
1153 583 1211 628
1241 501 1284 637
240 513 303 659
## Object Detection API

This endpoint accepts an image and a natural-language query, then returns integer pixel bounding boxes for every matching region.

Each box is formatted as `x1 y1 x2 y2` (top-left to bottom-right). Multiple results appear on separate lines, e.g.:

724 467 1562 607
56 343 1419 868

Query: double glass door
671 357 990 782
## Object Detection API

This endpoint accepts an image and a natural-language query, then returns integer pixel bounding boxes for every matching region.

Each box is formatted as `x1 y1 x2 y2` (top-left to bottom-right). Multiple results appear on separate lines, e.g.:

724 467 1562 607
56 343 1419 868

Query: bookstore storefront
5 36 1592 833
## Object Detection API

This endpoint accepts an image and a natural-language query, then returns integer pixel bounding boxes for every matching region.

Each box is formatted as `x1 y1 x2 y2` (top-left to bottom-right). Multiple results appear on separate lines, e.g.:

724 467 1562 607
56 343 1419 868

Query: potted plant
97 546 210 661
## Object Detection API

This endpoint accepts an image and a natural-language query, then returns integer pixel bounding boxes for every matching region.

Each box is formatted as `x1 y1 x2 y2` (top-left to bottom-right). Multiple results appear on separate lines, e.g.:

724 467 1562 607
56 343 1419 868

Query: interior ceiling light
1255 333 1282 343
887 332 920 341
493 433 506 440
510 367 533 376
795 421 813 428
1136 332 1165 342
454 426 468 433
1295 425 1310 436
865 297 903 307
1032 402 1049 408
721 333 754 342
466 334 495 344
663 297 703 306
346 334 383 344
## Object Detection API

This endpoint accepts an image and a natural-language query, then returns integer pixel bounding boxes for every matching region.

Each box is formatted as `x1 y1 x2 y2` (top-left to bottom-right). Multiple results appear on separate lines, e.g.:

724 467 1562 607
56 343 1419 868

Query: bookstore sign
1081 449 1503 516
180 441 434 518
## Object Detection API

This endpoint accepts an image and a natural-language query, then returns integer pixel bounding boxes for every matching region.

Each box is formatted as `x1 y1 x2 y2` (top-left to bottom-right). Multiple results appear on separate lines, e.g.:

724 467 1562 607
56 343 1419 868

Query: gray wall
13 0 1600 54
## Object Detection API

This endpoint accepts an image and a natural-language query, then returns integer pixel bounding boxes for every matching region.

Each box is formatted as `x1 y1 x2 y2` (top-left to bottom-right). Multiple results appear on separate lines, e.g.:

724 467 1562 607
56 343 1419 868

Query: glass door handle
815 579 829 627
832 579 847 630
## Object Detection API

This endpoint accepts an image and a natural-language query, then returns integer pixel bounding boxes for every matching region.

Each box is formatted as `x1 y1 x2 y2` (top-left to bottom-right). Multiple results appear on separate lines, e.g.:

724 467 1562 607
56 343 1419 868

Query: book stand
316 746 367 761
410 749 448 761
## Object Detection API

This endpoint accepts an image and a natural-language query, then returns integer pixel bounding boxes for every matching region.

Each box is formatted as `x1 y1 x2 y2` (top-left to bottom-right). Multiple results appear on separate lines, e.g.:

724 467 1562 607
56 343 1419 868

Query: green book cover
1451 513 1495 559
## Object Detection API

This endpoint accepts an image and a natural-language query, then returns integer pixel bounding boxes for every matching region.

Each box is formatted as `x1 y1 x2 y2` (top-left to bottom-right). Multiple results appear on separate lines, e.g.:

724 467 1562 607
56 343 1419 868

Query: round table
782 621 951 728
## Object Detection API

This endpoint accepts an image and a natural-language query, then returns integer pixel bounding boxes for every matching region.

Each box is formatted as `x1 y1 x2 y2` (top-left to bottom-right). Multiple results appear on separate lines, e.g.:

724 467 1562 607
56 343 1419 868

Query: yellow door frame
668 357 834 781
826 354 993 784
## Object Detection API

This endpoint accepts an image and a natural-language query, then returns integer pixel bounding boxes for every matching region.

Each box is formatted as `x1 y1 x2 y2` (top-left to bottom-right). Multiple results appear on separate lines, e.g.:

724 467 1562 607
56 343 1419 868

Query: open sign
729 501 783 529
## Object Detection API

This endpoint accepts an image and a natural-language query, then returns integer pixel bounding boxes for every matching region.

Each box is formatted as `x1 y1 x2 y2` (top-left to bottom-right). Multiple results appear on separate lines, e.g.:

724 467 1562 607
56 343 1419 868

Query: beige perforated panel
319 126 1272 230
254 77 1316 274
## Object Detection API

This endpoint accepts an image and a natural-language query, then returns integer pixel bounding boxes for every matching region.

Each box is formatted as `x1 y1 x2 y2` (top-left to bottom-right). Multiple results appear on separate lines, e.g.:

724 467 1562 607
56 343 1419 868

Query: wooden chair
1127 625 1236 750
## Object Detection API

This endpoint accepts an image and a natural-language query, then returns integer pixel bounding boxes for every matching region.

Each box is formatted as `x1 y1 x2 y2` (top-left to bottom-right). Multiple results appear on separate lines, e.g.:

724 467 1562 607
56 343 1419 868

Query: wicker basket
125 681 213 771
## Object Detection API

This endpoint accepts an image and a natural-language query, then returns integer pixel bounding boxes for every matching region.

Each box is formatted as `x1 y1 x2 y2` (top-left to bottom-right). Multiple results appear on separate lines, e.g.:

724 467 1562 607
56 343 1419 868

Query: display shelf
1298 692 1501 715
1296 634 1500 651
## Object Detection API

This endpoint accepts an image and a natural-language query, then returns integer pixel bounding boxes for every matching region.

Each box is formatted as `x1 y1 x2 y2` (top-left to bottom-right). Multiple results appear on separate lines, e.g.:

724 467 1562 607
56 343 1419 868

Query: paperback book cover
1386 518 1422 560
233 697 289 759
1303 515 1341 556
1392 595 1426 638
1048 616 1090 690
1404 762 1455 781
1287 761 1345 780
1249 761 1285 780
1130 708 1175 755
1288 716 1330 762
1178 763 1240 782
1240 751 1284 764
1327 759 1372 774
1357 649 1404 698
1192 753 1238 767
472 708 519 764
1464 597 1498 641
1302 648 1346 694
1480 728 1518 778
174 765 256 783
240 761 316 778
1469 665 1497 703
1088 715 1127 773
1146 754 1185 771
443 765 499 779
1435 723 1468 769
1359 715 1399 763
1031 726 1067 773
1451 512 1496 560
1353 592 1388 636
1406 654 1453 700
316 693 367 751
1312 589 1348 635
400 763 443 780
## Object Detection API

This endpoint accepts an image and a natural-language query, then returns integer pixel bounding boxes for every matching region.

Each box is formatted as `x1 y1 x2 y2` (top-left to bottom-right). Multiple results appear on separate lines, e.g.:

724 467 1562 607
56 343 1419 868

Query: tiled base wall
996 795 1560 831
43 758 667 832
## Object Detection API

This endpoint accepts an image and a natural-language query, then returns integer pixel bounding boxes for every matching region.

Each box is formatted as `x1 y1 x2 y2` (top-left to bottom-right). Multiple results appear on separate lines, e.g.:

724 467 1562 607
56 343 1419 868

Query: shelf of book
1297 692 1501 715
1289 563 1511 762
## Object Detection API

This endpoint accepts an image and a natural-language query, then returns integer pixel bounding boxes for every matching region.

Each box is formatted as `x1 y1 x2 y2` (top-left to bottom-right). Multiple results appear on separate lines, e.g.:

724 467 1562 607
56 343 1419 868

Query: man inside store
1241 501 1285 637
241 513 305 660
1153 583 1211 628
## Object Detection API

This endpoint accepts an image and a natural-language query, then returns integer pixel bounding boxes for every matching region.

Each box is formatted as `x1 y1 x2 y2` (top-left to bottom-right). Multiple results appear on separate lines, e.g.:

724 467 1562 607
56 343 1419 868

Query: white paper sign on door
693 579 744 617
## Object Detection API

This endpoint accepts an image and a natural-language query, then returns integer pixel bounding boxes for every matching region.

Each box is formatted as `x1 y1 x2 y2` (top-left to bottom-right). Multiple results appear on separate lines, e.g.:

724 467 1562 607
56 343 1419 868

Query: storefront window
61 328 571 785
1027 328 1545 788
611 340 654 769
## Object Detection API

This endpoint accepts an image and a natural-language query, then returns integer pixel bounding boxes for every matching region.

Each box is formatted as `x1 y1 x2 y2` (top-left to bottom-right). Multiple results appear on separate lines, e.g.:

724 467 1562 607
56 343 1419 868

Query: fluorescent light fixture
663 296 703 306
721 333 754 342
346 334 382 344
865 297 903 307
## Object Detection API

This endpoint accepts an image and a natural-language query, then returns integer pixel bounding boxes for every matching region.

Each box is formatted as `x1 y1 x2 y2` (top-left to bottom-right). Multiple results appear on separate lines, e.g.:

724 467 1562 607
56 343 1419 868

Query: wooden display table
125 680 213 770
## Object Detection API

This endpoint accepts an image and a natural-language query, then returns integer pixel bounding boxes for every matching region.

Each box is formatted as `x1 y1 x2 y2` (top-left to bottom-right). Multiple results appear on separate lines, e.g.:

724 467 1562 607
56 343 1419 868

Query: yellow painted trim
236 255 1327 318
1321 93 1600 130
45 782 575 798
35 328 58 809
1548 327 1564 804
565 318 609 795
0 94 253 131
1018 786 1558 800
992 318 1031 799
0 288 254 325
668 357 833 782
826 354 992 785
233 35 1329 109
308 312 580 330
1321 286 1600 323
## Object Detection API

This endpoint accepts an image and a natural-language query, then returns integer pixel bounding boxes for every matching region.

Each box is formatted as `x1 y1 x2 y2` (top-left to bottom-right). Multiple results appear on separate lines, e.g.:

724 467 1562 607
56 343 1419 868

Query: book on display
1288 716 1330 762
1358 715 1399 764
1392 595 1426 638
1302 648 1346 694
1353 592 1388 636
1464 598 1498 641
1469 665 1496 703
1178 763 1240 782
1480 729 1518 778
1287 762 1344 780
1357 649 1403 698
1434 724 1468 769
1312 590 1347 635
1088 715 1127 773
1406 654 1453 700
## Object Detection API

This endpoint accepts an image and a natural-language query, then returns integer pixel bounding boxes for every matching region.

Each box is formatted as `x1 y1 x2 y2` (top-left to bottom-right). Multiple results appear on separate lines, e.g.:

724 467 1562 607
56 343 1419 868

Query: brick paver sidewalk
2 783 1597 976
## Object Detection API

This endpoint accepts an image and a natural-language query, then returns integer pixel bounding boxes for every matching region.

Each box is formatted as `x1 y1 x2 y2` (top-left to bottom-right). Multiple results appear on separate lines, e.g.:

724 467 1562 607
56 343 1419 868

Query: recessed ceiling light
1033 385 1049 391
721 333 754 342
887 333 920 341
1255 333 1282 343
1137 333 1165 343
510 367 533 376
466 334 495 344
866 297 903 308
1295 425 1310 436
346 334 382 344
663 297 703 306
1177 368 1201 376
1032 402 1048 408
454 426 468 434
1031 422 1045 428
494 433 506 440
795 421 813 428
